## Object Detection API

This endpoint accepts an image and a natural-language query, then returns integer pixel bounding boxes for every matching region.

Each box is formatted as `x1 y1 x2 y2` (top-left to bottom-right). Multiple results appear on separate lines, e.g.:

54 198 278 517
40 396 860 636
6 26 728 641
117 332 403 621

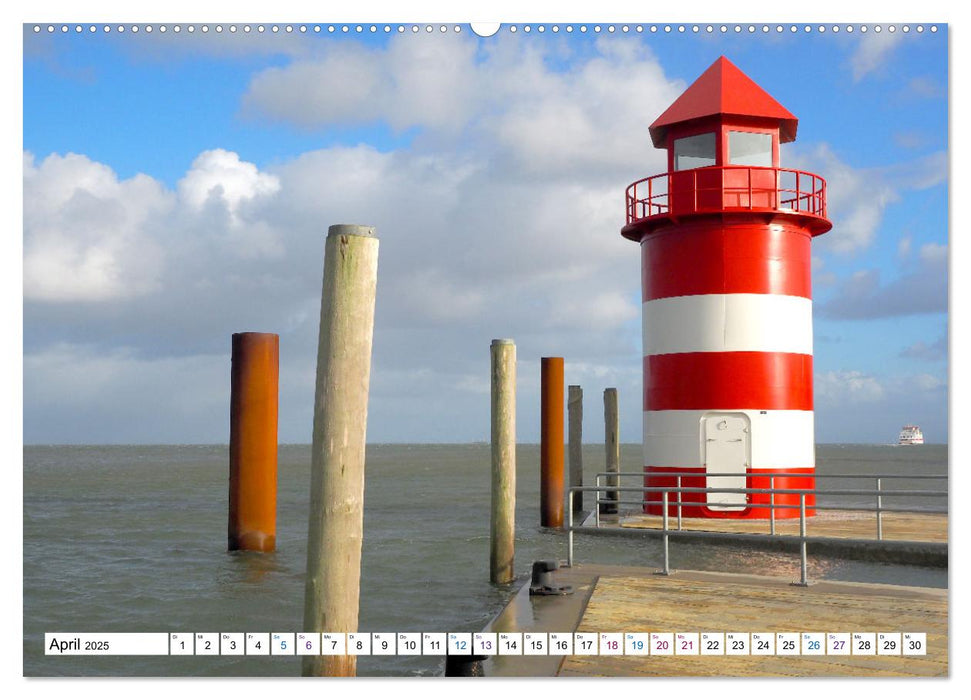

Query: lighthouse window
673 133 716 170
729 131 773 167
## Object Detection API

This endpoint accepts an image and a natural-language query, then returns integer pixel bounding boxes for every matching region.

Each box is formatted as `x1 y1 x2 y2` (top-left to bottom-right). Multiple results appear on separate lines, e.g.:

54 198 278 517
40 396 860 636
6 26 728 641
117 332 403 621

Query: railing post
595 475 601 528
876 477 883 541
769 476 776 536
796 493 809 587
747 167 753 209
676 476 682 531
659 491 670 576
567 489 574 567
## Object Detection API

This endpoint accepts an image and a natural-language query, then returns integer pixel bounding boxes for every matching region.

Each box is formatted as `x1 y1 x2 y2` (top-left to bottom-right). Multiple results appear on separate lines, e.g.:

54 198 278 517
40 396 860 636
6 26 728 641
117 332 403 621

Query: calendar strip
45 632 928 657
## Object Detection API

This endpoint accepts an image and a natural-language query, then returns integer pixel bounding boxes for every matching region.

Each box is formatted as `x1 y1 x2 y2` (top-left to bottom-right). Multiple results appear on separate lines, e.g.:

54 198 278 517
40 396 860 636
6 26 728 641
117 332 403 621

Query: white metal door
703 413 750 511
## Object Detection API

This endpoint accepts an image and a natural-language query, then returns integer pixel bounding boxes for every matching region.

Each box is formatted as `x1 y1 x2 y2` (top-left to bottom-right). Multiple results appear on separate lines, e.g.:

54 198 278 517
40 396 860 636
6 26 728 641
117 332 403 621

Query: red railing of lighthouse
625 165 828 226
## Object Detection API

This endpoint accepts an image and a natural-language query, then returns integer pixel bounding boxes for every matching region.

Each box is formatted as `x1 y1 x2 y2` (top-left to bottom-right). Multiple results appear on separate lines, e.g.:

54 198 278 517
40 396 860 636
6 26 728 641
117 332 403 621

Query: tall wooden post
228 332 279 552
540 357 564 528
568 385 583 512
490 339 516 585
603 387 619 515
303 225 379 677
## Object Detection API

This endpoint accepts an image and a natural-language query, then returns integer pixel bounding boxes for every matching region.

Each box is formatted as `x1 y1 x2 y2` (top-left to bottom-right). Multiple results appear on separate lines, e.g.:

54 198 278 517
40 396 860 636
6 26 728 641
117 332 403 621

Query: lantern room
623 56 830 239
650 55 795 172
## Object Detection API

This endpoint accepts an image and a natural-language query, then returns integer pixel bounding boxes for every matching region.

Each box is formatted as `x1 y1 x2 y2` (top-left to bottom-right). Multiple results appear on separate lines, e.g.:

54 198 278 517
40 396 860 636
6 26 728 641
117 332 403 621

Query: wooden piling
302 225 379 677
603 387 619 515
540 357 565 528
490 339 516 585
568 385 583 512
228 332 279 553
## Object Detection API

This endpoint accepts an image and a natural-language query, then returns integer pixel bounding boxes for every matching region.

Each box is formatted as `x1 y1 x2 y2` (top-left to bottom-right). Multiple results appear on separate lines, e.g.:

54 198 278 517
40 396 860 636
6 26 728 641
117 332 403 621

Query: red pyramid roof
649 56 798 147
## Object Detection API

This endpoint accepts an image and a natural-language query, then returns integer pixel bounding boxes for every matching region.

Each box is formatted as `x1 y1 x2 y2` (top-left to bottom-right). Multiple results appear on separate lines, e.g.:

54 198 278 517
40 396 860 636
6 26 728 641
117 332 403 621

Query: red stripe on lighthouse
642 220 812 301
644 352 813 411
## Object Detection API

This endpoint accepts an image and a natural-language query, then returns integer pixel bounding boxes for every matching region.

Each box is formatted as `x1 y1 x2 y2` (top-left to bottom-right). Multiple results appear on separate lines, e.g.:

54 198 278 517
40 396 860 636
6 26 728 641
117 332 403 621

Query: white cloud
790 144 946 256
23 152 172 302
816 369 885 404
849 31 906 82
919 242 947 265
242 34 481 134
242 34 679 179
790 144 895 255
904 76 945 100
23 149 289 307
816 368 947 407
177 148 281 221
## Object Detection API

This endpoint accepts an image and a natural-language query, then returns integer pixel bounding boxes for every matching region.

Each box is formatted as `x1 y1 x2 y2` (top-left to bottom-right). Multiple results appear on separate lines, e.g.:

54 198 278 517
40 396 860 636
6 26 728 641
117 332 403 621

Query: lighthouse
621 57 832 519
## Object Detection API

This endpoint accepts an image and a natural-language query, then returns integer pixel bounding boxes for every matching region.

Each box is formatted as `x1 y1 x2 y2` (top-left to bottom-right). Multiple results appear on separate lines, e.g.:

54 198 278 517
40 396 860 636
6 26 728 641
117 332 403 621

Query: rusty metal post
303 224 379 677
540 357 565 528
228 332 279 553
490 339 516 585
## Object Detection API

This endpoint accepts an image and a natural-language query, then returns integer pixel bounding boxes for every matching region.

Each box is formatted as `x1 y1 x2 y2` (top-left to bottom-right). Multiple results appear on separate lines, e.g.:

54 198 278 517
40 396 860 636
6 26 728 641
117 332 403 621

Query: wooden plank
559 569 947 677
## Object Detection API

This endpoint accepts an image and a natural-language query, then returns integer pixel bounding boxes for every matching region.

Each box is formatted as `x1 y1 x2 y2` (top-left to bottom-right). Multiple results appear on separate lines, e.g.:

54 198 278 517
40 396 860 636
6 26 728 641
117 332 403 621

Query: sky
19 14 951 446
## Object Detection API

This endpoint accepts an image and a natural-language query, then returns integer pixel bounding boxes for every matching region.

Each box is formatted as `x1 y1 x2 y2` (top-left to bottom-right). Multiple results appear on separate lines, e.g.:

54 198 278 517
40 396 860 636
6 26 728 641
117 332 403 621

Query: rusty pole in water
228 332 279 553
540 357 564 528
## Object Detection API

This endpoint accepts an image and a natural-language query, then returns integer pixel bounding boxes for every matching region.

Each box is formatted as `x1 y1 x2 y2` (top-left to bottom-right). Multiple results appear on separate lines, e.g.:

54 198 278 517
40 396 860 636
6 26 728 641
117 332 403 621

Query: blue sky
20 17 950 445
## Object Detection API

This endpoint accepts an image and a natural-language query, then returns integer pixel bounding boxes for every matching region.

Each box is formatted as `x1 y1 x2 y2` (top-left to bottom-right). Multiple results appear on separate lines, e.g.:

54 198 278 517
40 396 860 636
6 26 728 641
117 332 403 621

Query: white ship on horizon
898 425 925 445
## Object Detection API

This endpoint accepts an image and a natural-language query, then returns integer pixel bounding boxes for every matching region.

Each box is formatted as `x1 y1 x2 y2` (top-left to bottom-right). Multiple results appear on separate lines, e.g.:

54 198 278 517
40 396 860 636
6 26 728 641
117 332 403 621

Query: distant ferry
898 425 925 445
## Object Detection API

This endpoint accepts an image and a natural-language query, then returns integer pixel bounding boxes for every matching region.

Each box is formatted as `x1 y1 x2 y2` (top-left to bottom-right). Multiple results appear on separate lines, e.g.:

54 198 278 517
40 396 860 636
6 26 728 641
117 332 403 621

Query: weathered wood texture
303 225 379 677
490 339 516 585
602 388 619 513
559 570 947 677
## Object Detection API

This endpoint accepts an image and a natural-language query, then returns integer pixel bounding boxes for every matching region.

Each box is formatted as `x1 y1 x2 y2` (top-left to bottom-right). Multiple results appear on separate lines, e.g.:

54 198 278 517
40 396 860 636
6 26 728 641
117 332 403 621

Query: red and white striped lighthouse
621 57 832 519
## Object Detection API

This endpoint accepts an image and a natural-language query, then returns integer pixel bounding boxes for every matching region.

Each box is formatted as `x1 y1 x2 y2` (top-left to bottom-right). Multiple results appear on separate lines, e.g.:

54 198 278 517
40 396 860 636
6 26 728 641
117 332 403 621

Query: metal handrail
585 483 947 501
625 165 828 225
567 481 946 584
592 478 946 518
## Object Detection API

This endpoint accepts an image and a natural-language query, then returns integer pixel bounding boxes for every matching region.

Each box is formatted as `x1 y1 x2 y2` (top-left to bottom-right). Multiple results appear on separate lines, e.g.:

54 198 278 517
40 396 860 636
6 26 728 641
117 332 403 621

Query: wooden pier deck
484 564 948 678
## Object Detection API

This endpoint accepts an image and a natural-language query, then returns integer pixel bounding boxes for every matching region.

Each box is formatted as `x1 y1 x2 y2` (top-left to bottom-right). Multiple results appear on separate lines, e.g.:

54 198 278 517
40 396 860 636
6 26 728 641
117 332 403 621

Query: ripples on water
23 443 947 676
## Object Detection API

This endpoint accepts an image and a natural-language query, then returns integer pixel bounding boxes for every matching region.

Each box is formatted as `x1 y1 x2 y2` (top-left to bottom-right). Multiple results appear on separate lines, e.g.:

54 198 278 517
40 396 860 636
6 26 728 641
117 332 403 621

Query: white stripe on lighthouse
642 294 813 356
642 409 816 469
